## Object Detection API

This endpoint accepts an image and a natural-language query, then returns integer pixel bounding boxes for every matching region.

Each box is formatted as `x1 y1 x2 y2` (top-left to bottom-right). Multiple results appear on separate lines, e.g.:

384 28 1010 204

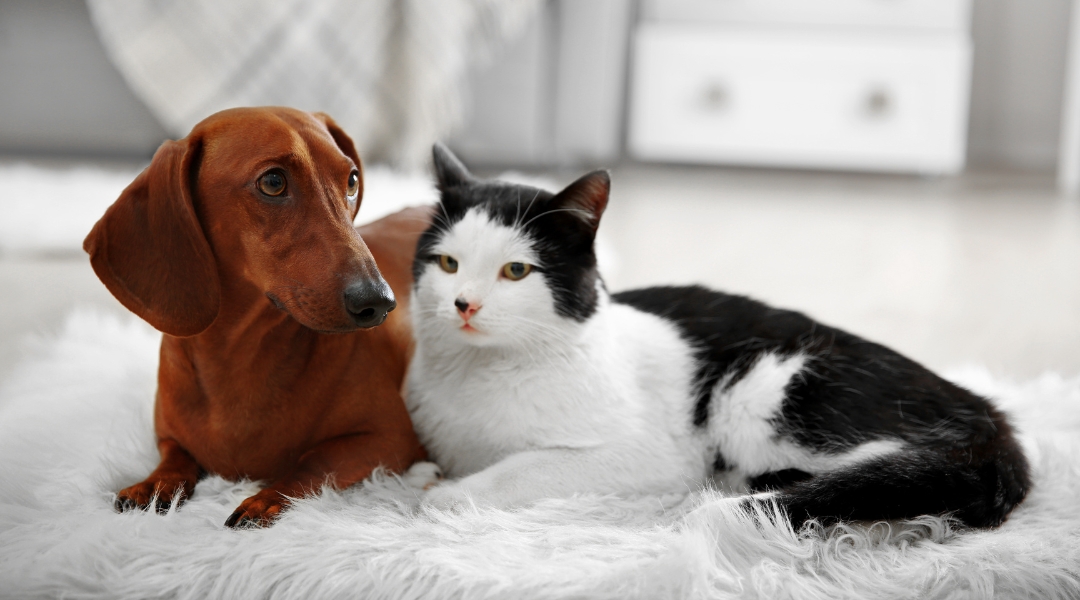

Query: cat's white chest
407 347 622 476
406 303 706 479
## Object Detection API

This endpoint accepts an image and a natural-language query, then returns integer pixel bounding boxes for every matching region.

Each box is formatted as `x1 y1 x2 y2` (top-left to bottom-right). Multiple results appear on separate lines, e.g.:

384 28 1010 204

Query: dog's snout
344 279 396 328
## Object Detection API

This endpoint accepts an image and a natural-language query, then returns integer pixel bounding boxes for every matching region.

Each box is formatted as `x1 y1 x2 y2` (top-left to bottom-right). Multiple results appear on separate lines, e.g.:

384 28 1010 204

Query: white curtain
86 0 542 169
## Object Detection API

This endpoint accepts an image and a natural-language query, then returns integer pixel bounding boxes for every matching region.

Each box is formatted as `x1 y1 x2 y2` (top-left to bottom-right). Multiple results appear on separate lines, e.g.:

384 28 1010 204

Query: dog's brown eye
347 170 360 199
257 170 287 197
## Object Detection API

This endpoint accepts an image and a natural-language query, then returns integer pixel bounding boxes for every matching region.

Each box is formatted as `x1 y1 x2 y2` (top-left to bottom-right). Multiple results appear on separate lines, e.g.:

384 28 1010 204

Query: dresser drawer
628 25 972 174
642 0 972 33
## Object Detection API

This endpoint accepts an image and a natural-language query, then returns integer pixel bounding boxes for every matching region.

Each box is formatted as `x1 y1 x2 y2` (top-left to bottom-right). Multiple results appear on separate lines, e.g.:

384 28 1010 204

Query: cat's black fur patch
748 469 813 492
770 445 1029 529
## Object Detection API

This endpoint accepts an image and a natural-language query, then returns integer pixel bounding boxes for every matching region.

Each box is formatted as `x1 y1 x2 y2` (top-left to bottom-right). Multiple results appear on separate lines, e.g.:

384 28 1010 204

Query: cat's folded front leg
423 479 480 510
421 461 531 510
421 444 680 510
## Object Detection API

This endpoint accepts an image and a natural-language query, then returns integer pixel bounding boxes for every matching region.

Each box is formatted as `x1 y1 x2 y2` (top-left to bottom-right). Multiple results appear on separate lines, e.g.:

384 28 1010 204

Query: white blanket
85 0 541 168
0 311 1077 599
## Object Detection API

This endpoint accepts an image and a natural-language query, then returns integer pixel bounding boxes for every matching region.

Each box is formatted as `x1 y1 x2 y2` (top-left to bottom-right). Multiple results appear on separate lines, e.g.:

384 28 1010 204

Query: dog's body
84 107 429 526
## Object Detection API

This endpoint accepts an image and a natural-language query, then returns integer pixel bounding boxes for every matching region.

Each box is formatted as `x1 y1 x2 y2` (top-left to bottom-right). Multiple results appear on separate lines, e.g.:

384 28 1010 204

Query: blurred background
0 0 1077 381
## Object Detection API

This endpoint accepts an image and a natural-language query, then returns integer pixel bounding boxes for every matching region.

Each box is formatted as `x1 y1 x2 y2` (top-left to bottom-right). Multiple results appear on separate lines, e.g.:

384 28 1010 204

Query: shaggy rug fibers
0 312 1078 599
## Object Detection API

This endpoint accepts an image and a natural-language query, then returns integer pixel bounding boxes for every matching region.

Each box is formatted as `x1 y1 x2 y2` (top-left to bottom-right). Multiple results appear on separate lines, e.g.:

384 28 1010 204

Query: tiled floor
0 163 1077 384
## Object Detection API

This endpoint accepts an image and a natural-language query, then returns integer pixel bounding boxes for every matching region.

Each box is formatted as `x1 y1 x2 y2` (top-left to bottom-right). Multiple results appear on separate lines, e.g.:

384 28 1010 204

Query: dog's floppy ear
315 112 364 219
83 137 221 337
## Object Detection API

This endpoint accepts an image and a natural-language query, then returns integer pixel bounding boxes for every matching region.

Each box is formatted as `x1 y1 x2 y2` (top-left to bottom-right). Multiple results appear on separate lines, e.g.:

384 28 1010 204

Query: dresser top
641 0 972 33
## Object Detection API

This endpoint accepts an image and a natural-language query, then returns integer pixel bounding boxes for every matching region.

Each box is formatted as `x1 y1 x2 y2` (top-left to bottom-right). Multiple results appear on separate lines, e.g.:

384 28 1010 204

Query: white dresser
628 0 973 174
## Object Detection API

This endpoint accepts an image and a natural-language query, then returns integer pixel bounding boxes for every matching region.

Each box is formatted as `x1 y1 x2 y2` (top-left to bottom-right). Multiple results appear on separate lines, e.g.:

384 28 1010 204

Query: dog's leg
115 438 202 514
224 430 421 528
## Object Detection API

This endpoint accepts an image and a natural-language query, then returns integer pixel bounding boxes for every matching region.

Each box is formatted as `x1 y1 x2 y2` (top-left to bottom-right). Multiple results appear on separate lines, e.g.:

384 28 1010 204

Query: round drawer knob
700 82 730 111
864 88 893 118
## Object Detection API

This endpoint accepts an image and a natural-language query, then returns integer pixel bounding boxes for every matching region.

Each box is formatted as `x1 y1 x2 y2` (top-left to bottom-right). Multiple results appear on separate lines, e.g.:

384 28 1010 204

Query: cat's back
611 284 826 375
611 284 1005 445
612 285 816 344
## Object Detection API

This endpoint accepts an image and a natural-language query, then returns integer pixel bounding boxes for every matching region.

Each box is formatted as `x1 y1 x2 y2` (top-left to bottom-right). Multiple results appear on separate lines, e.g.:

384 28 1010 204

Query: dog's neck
190 271 316 353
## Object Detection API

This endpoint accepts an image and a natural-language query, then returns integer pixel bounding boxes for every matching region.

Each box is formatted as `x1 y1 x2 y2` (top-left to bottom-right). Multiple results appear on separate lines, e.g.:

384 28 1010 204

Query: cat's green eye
502 262 532 281
438 255 459 273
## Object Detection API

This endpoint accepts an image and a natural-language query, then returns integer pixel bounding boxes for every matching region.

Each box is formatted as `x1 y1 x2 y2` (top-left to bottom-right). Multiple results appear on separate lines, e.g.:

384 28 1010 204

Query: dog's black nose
343 278 396 328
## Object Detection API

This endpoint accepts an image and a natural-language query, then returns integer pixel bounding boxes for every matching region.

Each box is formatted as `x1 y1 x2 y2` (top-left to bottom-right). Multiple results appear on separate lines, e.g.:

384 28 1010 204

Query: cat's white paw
422 481 475 510
403 461 443 491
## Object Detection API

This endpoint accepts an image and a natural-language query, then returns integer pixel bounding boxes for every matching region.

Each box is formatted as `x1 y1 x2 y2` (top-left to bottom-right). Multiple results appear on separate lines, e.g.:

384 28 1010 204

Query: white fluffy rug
0 313 1078 599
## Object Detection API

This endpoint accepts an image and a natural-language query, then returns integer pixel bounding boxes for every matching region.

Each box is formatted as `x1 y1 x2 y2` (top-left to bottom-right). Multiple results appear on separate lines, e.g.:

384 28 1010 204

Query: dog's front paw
115 477 193 515
403 461 443 491
225 489 290 528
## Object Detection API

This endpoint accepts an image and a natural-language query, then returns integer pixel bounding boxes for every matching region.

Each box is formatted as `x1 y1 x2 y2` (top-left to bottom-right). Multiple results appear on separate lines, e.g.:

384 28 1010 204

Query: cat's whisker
519 207 592 230
514 188 545 231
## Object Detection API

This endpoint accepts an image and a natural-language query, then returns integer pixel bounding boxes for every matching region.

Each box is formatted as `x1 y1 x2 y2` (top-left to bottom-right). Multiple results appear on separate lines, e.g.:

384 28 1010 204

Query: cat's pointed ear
432 142 474 192
551 170 609 233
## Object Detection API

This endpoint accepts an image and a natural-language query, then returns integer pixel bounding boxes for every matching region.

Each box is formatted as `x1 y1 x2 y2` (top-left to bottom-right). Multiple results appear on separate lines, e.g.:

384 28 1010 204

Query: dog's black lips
265 292 287 311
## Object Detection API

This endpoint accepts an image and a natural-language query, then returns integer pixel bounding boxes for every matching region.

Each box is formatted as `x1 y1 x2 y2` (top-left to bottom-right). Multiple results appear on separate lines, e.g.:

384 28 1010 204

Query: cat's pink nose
454 297 481 321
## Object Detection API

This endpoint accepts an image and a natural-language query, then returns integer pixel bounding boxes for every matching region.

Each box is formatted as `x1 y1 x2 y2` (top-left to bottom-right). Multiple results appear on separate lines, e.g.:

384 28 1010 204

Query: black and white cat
406 144 1030 528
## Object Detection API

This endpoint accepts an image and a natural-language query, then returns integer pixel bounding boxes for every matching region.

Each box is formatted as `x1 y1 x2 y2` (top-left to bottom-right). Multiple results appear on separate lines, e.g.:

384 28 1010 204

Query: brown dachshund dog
84 107 429 527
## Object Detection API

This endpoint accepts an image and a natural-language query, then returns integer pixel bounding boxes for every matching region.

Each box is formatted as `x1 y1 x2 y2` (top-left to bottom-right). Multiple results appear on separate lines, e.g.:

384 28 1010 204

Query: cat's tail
764 427 1031 529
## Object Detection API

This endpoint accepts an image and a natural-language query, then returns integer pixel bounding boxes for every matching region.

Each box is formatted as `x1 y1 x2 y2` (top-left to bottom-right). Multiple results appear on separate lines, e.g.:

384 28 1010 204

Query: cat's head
412 143 609 348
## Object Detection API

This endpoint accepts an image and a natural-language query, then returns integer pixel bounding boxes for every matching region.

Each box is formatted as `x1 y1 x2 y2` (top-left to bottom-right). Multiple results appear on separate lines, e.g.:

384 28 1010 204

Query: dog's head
84 107 395 336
